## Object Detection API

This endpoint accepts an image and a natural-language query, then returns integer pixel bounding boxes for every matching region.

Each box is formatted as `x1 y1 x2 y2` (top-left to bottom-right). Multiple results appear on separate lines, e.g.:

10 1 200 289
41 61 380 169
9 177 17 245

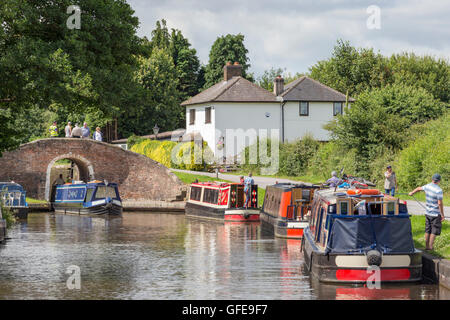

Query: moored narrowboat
260 183 320 239
302 187 422 283
0 182 29 219
52 181 122 216
185 182 259 222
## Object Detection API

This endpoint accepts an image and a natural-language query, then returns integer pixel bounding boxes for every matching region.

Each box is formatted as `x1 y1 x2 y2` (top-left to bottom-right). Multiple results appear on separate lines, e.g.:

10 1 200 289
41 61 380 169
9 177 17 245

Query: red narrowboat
260 183 320 239
185 182 259 222
302 187 422 283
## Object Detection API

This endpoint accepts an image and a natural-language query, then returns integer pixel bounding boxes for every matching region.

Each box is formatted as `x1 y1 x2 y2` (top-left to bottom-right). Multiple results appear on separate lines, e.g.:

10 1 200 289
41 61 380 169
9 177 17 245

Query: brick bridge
0 138 185 202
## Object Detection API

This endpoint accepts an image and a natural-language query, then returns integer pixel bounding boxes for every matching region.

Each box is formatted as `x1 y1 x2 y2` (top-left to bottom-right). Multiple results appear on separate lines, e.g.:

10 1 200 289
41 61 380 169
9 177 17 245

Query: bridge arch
0 138 184 202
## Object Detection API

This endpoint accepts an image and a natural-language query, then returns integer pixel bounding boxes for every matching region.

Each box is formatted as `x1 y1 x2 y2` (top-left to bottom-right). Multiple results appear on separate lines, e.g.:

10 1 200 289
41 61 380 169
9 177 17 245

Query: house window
189 109 196 125
205 107 211 124
299 102 309 116
333 102 343 116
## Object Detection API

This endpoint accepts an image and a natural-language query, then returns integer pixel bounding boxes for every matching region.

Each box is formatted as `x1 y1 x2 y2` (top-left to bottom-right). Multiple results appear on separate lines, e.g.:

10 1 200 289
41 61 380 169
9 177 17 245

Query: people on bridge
244 173 254 209
409 173 444 251
93 127 103 142
325 171 342 188
49 121 59 138
65 122 72 138
71 123 82 138
82 122 91 139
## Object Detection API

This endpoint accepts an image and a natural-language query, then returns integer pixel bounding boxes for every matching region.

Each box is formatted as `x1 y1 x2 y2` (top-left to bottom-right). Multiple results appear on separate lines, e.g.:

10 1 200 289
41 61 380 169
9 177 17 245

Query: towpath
171 169 449 220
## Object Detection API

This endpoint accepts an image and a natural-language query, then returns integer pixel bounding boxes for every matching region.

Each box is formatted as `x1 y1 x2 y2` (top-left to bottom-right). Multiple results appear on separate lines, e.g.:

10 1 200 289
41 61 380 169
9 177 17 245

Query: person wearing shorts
409 173 445 250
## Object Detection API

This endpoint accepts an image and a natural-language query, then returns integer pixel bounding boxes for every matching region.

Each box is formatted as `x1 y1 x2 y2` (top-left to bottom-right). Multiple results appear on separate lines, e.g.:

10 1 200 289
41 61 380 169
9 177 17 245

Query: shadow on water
0 212 447 300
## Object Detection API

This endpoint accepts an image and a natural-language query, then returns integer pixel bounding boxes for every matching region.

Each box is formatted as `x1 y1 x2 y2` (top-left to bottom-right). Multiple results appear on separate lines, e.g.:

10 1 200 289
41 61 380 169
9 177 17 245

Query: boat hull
302 227 422 283
260 210 308 239
185 202 260 222
53 202 122 216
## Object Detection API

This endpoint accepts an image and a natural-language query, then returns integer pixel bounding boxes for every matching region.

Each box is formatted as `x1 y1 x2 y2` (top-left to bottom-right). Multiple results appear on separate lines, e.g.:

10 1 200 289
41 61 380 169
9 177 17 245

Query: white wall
283 101 335 142
185 104 216 153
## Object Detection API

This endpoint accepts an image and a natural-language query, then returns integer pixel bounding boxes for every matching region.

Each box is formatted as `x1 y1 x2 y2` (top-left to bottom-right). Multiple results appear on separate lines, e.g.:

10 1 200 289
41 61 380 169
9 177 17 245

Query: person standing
384 165 397 196
81 122 90 139
49 121 58 137
326 171 341 188
71 123 82 138
65 122 72 138
244 173 254 209
409 174 445 251
54 174 65 185
93 127 103 142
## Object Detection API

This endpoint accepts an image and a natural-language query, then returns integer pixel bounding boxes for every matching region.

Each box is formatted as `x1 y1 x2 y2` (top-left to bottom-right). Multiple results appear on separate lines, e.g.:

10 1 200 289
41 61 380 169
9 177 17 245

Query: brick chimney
224 61 242 81
273 75 284 96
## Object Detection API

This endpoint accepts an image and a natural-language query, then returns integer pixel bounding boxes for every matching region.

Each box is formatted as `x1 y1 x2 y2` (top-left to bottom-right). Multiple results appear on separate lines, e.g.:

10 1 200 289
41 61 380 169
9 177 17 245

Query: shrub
396 113 450 192
279 135 320 176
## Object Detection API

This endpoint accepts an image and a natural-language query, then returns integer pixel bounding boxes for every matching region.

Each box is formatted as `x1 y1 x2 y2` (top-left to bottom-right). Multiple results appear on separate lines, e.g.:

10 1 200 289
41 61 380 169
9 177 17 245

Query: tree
204 34 252 88
0 0 141 153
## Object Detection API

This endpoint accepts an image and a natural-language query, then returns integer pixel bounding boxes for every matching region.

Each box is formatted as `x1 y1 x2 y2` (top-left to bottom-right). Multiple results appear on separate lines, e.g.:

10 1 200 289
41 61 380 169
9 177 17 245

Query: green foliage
127 134 145 149
411 215 450 259
131 139 213 171
279 135 320 176
1 204 16 229
396 113 450 192
204 34 252 88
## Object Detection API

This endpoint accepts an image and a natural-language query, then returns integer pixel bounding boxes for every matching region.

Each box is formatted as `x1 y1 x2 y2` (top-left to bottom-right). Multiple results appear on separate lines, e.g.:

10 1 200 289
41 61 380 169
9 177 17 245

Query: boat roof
191 181 238 188
268 182 319 190
56 181 118 188
314 188 398 204
0 182 24 190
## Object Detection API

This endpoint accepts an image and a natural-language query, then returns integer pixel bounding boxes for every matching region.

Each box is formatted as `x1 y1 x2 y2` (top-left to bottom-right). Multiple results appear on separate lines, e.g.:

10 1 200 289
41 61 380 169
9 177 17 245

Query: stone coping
422 251 450 290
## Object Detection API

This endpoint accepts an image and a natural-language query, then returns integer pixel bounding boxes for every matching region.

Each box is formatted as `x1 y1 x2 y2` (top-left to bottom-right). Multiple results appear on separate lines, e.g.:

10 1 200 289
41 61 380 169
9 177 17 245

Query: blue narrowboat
0 182 29 219
302 187 422 283
52 181 122 216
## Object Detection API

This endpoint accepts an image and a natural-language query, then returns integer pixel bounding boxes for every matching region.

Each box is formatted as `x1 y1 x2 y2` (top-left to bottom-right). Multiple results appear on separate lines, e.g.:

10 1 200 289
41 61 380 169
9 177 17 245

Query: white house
182 62 354 159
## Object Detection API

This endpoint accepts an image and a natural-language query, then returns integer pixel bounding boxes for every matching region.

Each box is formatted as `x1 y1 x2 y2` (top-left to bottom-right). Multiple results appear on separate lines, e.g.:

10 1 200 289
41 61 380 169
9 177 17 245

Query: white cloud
127 0 450 77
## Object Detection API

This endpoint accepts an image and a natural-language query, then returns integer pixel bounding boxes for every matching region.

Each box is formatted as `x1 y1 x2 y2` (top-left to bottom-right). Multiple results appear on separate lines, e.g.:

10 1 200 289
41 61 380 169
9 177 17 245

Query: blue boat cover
326 216 415 254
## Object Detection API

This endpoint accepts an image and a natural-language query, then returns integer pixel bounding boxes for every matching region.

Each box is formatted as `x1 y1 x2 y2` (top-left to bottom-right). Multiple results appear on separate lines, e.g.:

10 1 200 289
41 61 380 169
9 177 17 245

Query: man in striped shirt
409 174 445 251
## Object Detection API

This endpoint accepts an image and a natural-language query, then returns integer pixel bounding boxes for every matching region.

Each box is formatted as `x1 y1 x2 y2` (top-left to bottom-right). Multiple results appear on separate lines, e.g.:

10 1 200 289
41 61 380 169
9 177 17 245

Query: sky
126 0 450 77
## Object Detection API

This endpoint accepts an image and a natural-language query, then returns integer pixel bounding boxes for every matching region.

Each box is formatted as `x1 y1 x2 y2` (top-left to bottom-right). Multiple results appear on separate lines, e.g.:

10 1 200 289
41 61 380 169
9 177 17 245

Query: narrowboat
302 187 422 283
0 206 6 243
52 181 122 216
0 182 29 219
260 183 320 239
185 182 260 222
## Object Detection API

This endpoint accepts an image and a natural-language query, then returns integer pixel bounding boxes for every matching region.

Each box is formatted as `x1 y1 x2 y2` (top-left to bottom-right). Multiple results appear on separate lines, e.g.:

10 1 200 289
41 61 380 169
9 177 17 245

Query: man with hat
409 174 445 251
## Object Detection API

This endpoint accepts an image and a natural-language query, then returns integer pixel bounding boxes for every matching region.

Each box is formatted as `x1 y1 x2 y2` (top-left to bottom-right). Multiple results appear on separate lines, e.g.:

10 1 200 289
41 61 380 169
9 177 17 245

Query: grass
26 197 48 204
172 171 266 208
395 189 450 206
410 215 450 259
222 170 325 184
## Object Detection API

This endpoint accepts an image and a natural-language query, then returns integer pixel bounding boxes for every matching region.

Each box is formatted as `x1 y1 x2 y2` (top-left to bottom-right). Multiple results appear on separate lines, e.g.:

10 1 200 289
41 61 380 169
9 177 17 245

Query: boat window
339 201 349 215
368 202 382 215
203 188 219 204
85 189 94 202
386 201 396 215
190 186 202 201
95 186 117 199
302 189 310 201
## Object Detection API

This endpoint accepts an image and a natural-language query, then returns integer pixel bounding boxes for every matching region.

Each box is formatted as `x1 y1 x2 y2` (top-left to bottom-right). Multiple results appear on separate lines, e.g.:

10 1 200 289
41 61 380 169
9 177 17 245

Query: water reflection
0 213 446 300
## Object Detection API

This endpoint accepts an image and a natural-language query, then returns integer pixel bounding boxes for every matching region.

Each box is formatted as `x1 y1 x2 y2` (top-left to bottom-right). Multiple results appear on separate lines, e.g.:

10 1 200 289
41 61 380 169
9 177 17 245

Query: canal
0 212 447 300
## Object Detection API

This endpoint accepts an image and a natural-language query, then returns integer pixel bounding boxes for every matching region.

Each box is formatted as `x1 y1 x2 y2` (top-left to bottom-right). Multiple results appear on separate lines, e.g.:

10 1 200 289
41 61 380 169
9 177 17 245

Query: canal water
0 212 447 300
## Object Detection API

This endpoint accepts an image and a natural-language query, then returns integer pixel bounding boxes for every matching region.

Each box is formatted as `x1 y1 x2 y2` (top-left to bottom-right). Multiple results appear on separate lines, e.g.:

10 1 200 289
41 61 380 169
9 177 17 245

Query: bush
396 113 450 192
131 139 213 171
1 204 16 229
279 135 320 176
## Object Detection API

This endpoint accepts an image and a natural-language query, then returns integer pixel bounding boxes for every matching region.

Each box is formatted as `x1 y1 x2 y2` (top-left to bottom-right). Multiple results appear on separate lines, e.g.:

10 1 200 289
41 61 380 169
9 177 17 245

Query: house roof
181 76 278 106
281 76 355 102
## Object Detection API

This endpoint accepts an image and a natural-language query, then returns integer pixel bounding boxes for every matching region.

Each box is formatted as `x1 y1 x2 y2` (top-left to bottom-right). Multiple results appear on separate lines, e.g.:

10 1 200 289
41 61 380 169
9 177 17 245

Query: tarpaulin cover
326 216 415 254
